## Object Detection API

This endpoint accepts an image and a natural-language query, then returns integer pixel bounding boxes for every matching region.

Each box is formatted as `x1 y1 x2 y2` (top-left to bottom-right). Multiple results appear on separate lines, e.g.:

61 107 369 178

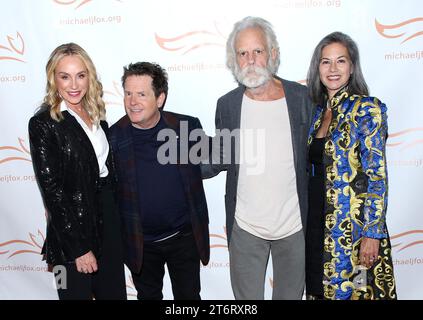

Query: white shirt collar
60 100 98 131
60 100 67 112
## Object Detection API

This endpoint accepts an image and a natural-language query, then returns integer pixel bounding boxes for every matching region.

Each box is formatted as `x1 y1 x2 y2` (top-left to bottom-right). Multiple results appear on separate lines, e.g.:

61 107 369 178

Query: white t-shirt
235 94 302 240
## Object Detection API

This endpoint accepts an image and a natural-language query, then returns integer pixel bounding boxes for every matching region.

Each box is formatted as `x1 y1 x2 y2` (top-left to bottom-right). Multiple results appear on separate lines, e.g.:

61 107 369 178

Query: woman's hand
75 251 98 274
359 237 380 268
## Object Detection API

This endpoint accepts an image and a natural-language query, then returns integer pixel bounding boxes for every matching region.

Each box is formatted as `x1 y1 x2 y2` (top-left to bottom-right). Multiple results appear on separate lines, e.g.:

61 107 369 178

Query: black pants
131 230 201 300
54 181 126 300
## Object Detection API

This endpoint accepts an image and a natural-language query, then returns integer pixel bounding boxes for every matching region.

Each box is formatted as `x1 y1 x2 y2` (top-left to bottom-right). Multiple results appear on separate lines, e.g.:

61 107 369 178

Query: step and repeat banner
1 0 422 299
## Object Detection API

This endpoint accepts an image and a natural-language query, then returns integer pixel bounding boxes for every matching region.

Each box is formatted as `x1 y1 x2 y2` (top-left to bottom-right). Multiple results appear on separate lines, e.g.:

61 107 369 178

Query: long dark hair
307 31 369 106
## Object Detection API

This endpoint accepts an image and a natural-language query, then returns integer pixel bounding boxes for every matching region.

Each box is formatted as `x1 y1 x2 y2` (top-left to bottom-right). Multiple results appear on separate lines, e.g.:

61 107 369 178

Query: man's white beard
235 65 272 88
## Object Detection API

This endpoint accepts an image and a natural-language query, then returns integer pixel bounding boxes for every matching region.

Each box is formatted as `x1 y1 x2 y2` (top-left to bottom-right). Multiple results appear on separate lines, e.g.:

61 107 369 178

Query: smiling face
123 75 165 129
319 42 353 100
55 55 89 108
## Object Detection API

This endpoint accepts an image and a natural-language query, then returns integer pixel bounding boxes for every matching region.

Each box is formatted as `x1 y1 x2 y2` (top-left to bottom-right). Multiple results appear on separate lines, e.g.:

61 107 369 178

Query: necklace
72 106 84 113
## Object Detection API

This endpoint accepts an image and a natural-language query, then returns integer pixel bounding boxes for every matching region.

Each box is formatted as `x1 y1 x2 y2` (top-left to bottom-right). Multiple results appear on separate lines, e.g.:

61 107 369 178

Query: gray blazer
202 77 314 244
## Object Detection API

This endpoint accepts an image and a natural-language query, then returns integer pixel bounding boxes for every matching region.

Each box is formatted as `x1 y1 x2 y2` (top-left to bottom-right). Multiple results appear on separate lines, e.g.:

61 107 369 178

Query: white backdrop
1 0 422 300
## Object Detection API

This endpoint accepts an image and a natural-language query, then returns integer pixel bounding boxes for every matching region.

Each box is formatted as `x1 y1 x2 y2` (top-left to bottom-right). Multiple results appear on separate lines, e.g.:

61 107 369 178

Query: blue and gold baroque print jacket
308 89 396 300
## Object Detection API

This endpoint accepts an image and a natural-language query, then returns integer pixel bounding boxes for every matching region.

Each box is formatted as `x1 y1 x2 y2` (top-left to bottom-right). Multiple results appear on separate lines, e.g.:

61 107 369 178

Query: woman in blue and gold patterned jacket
304 32 396 300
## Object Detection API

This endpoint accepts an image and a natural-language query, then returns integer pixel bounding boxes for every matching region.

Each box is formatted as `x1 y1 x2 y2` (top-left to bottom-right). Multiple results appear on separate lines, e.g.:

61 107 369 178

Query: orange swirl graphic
399 139 423 151
389 127 423 138
0 32 25 62
397 240 423 253
54 0 92 8
54 0 81 3
209 226 228 249
0 157 32 165
18 138 30 154
0 138 31 165
391 229 423 239
387 127 423 150
155 28 225 55
391 230 423 252
0 230 44 259
53 0 122 9
375 17 423 43
210 244 228 249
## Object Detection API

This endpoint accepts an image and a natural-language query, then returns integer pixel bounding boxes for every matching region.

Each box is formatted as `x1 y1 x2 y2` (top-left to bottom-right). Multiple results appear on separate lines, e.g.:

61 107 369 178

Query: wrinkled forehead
235 27 268 50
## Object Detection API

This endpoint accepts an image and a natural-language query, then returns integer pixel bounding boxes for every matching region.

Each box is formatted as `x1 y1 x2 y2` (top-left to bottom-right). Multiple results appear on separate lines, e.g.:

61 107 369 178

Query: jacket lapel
61 111 99 177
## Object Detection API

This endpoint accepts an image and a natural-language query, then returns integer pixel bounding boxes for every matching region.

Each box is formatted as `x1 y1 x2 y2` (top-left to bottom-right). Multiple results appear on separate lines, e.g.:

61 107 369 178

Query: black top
131 116 190 242
305 137 325 296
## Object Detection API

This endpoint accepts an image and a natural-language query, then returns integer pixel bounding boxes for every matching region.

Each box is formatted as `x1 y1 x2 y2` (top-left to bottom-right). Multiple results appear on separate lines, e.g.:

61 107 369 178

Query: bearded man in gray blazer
202 16 313 300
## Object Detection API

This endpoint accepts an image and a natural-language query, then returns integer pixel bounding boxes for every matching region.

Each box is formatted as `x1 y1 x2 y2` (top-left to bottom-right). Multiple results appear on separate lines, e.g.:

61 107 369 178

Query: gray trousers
228 220 305 300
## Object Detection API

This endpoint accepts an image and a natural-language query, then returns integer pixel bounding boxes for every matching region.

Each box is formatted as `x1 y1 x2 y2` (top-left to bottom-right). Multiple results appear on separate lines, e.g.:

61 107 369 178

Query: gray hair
307 31 369 106
226 16 280 77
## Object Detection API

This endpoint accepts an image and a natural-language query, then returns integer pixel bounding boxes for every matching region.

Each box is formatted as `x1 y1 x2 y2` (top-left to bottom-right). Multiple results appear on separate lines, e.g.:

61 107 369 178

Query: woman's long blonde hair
44 43 105 125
